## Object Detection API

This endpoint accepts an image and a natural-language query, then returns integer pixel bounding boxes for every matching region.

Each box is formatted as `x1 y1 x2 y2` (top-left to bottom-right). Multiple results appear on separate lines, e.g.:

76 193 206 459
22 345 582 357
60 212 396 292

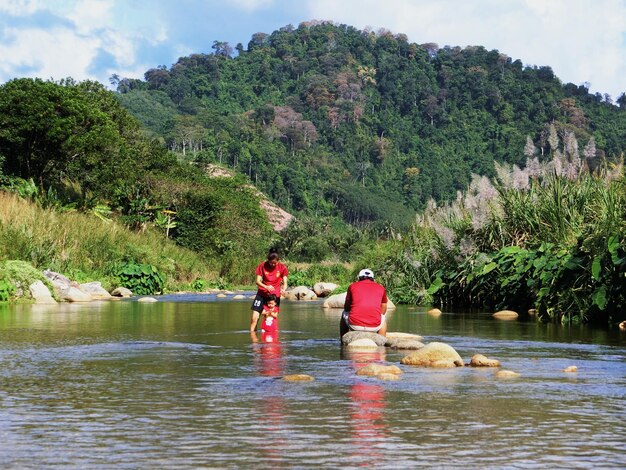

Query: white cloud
66 0 114 34
0 26 100 81
304 0 626 98
230 0 274 12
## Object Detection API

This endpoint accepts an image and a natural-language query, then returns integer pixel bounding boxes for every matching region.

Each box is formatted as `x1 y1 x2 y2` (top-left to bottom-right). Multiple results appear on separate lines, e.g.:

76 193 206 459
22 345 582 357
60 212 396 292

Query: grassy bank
0 191 216 291
361 154 626 325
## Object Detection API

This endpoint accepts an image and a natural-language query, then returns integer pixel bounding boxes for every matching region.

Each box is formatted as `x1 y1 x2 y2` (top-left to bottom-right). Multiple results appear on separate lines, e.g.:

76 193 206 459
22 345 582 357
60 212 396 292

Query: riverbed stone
345 338 379 350
60 287 92 302
493 310 519 319
111 287 133 298
282 374 315 382
356 364 403 376
29 280 57 304
342 331 387 346
563 365 578 372
232 294 246 299
469 353 501 367
313 282 338 297
427 308 442 316
285 286 317 301
323 292 347 308
400 342 464 367
495 370 521 379
388 339 425 350
80 282 112 300
377 373 401 381
619 321 626 331
137 297 158 303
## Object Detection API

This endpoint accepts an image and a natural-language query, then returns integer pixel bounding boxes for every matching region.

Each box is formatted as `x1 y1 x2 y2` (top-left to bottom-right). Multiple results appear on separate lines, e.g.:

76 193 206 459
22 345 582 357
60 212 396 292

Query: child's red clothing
261 305 279 334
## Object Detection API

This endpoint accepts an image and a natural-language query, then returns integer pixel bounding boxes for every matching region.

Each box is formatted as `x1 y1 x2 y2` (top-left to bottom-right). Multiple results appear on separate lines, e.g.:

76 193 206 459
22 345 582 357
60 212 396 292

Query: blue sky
1 0 625 100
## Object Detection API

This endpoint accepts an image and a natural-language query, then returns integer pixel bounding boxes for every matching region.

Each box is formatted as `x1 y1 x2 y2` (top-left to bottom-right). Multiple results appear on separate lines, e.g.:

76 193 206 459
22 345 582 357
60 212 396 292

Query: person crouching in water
340 269 388 339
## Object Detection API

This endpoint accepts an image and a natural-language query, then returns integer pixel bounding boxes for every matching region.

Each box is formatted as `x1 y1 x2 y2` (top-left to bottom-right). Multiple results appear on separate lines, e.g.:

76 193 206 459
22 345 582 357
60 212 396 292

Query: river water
0 294 624 468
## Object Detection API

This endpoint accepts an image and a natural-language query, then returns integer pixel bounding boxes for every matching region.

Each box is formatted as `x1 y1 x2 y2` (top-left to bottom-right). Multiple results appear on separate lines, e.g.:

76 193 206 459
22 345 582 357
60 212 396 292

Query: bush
115 262 165 295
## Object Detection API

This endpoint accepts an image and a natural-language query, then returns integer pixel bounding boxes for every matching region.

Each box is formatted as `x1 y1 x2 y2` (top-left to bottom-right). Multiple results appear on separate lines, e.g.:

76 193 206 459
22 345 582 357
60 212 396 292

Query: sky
1 0 625 99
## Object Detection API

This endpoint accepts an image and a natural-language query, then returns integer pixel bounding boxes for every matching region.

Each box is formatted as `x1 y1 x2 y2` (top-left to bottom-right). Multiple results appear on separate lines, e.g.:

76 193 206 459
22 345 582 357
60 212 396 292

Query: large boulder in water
341 331 387 346
29 281 56 304
323 292 346 308
400 342 464 367
284 286 317 301
313 282 338 297
80 282 112 300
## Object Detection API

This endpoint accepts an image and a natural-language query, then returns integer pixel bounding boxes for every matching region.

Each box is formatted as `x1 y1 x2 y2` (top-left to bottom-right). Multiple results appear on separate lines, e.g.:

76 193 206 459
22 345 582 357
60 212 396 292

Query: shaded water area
0 294 624 468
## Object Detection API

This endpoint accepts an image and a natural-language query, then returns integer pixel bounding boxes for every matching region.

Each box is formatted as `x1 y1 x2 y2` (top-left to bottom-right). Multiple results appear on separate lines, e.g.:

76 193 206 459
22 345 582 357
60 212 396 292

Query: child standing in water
261 295 280 337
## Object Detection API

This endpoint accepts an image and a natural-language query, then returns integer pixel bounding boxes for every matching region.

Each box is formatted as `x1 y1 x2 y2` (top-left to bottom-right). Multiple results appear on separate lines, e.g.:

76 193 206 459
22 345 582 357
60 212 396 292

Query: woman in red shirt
249 248 288 332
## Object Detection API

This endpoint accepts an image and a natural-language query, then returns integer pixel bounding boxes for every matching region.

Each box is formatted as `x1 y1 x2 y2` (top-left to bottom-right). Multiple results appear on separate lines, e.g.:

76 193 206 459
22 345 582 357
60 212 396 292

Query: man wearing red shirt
340 268 388 338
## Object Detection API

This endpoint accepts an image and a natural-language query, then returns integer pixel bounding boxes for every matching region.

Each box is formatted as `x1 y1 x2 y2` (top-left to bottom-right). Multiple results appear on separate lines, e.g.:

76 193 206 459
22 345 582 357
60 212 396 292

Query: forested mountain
114 21 626 229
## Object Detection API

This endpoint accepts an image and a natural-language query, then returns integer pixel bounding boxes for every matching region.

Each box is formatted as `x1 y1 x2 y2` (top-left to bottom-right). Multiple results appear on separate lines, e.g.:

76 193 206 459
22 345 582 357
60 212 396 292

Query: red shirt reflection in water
349 349 387 462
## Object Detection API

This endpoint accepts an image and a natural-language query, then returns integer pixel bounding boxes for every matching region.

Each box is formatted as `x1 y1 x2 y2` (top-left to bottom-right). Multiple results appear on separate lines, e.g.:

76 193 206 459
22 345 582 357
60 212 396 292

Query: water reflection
343 348 388 465
252 330 287 465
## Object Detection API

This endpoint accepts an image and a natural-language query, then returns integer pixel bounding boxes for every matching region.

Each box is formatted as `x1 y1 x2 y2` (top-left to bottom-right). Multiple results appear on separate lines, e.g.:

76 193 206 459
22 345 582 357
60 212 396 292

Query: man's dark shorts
251 293 281 313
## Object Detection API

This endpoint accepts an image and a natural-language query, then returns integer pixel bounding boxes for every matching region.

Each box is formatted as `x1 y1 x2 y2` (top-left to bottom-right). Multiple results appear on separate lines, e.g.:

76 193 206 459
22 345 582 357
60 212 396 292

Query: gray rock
400 342 464 367
322 292 347 308
313 282 338 297
80 282 112 300
137 297 158 303
60 287 92 302
29 280 56 304
345 338 379 350
387 339 425 350
341 331 387 346
111 287 132 298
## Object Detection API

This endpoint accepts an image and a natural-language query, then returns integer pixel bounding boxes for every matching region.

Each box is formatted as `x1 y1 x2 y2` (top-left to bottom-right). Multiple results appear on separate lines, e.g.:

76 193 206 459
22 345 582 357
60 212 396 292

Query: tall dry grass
0 191 215 288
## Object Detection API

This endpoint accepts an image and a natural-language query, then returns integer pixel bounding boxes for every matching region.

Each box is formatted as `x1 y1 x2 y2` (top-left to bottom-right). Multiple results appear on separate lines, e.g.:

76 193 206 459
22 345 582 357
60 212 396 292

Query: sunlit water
0 294 624 468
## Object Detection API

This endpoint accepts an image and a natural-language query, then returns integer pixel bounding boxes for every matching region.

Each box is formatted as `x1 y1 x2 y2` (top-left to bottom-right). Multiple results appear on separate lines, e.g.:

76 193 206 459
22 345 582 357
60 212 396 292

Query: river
0 294 624 468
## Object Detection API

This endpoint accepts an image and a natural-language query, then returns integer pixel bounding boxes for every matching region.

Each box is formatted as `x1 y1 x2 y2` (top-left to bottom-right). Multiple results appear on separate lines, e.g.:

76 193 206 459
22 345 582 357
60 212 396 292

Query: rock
528 308 538 316
469 353 501 367
345 338 379 350
619 321 626 331
563 365 578 373
356 364 403 376
79 282 112 300
342 331 387 346
282 374 315 382
377 373 401 381
387 339 425 350
111 287 132 298
232 294 246 299
286 286 317 301
137 297 158 303
400 342 464 367
386 332 423 340
493 310 519 319
323 292 347 308
60 287 92 302
430 360 457 368
496 370 520 379
29 281 56 304
387 299 396 310
43 270 79 296
427 308 442 316
313 282 339 297
216 293 227 298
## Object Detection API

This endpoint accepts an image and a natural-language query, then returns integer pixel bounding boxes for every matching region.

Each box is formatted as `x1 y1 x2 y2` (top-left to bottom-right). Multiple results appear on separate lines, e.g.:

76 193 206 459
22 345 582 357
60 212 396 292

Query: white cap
358 268 374 279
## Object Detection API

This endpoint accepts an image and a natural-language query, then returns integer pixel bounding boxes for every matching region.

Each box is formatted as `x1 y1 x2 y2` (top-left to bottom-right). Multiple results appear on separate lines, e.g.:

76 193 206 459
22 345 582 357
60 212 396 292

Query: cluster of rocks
282 282 339 301
27 270 133 304
333 331 579 380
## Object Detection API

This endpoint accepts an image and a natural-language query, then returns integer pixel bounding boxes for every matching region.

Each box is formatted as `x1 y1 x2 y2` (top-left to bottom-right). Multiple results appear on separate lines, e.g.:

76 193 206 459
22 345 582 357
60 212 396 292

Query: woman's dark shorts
251 293 281 313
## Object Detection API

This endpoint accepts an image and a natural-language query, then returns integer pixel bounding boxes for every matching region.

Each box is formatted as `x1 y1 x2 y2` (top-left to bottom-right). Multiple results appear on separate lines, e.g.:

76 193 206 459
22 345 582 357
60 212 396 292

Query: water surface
0 295 624 468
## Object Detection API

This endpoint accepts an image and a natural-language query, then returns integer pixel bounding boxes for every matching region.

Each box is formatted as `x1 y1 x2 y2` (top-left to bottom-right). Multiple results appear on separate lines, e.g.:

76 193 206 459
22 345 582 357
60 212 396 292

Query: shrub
115 262 165 295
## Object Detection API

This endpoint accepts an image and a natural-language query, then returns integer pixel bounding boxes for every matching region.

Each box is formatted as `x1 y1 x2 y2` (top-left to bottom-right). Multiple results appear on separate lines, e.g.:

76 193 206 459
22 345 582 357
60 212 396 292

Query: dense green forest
114 21 626 231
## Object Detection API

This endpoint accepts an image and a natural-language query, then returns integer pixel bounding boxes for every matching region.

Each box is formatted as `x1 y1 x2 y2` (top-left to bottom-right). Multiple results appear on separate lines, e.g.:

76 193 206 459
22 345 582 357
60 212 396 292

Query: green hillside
115 21 626 230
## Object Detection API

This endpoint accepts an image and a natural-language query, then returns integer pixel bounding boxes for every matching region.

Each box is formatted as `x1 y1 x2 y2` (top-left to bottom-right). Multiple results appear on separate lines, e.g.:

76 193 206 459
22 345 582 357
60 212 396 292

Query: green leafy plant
115 262 165 295
0 279 15 301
